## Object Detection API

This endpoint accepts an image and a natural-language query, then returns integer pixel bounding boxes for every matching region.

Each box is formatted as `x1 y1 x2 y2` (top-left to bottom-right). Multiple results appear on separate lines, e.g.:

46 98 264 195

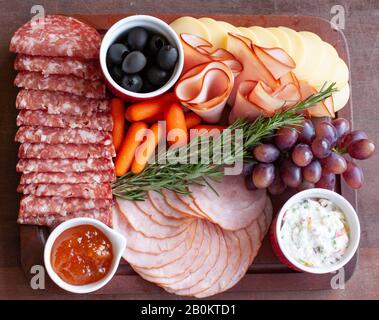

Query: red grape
321 152 347 174
252 163 275 188
341 130 368 149
348 139 375 160
292 143 314 167
315 121 337 145
280 159 302 188
297 180 315 191
343 161 364 189
244 174 257 190
311 137 331 159
302 159 322 183
298 119 315 144
315 172 336 190
242 162 255 176
252 144 280 163
332 118 350 142
274 127 298 150
268 169 287 195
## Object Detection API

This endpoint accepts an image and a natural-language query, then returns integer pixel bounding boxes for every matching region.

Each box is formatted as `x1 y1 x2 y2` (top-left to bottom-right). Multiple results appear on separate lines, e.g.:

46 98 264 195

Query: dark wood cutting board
19 13 357 297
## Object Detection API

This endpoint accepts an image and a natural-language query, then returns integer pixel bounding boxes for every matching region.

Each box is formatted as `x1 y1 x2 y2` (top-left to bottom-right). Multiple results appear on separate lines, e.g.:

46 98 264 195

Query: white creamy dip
280 198 349 268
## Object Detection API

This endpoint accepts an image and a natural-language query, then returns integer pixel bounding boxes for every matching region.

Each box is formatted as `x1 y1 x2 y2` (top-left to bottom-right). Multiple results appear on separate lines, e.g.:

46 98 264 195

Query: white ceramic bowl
271 188 360 274
44 217 126 294
99 15 184 101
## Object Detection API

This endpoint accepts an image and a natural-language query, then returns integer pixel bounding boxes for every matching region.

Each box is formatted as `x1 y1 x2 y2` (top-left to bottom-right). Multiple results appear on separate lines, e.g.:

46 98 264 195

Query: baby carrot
185 112 202 129
165 102 188 147
110 98 125 152
125 92 176 122
131 122 164 174
114 122 148 176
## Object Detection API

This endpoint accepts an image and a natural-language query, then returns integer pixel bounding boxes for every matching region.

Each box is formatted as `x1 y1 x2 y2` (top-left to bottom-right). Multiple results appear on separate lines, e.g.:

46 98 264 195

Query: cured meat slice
15 126 112 145
176 193 213 221
123 220 202 269
20 171 115 184
161 189 202 218
147 191 188 220
19 195 112 215
16 158 114 173
14 55 102 80
19 143 116 159
18 208 112 227
17 183 112 199
188 175 267 230
14 72 106 99
16 90 110 116
17 110 113 131
116 197 192 239
112 206 195 254
10 15 101 59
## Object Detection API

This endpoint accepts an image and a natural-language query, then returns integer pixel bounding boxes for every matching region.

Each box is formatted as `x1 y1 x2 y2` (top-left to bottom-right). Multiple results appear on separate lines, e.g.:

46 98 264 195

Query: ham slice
147 191 188 220
161 189 203 219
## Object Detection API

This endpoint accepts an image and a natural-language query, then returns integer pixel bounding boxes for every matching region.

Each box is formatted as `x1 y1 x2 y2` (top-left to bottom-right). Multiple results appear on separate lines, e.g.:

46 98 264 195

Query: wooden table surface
0 0 378 300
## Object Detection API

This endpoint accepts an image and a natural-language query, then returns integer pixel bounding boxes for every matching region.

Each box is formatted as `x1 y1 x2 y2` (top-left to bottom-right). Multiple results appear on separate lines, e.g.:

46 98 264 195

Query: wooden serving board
19 13 357 297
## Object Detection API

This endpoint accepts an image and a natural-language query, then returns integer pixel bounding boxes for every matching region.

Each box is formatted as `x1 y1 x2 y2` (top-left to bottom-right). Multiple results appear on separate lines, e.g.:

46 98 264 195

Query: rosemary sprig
112 83 336 200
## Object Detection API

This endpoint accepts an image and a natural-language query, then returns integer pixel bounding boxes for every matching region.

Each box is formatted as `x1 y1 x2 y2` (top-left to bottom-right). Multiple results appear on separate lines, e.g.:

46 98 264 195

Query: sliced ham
14 72 106 99
17 110 113 131
147 191 188 220
15 126 113 145
188 175 267 230
161 189 203 219
16 90 110 116
19 143 116 159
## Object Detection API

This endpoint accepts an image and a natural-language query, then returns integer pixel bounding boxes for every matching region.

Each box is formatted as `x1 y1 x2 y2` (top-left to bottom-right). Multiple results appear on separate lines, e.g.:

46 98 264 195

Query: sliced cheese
278 26 305 69
331 83 350 112
248 26 279 48
217 21 242 36
237 27 260 45
198 17 228 49
328 57 350 88
266 27 293 56
170 16 211 41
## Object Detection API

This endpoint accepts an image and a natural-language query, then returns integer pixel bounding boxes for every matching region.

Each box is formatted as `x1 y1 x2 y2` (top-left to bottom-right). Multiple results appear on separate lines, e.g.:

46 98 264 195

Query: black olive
121 74 143 92
122 51 147 74
156 45 178 70
110 65 123 81
146 66 169 87
141 80 157 93
149 34 167 54
107 43 129 65
127 27 149 50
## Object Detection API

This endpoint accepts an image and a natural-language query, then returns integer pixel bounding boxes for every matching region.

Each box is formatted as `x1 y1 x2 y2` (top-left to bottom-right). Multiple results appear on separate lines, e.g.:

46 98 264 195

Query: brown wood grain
0 0 378 300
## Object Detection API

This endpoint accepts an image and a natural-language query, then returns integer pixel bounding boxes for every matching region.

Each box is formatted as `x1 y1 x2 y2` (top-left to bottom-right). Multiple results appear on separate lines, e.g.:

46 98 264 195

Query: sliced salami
10 15 101 59
19 195 113 215
15 126 112 145
16 158 114 173
18 208 112 228
15 55 102 80
20 171 115 184
18 143 116 159
17 110 113 131
17 183 113 199
14 72 106 99
16 90 110 116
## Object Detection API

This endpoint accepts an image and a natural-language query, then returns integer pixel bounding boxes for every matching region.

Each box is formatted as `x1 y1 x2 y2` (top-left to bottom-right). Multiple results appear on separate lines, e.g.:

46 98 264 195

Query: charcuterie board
18 13 357 296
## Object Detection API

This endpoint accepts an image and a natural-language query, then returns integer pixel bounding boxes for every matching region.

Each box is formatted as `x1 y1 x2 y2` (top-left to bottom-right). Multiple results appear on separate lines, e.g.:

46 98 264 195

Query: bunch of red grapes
244 118 375 194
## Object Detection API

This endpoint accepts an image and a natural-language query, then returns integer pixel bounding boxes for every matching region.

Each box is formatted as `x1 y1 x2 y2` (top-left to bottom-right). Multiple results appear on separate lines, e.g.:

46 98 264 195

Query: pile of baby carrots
111 92 226 177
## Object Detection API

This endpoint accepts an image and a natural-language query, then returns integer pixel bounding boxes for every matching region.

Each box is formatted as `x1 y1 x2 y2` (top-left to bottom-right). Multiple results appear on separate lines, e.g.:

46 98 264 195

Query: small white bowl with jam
44 217 126 293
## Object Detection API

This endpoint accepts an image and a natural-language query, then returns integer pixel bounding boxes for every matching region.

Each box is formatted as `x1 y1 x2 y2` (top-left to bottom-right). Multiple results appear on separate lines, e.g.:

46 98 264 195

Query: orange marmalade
51 224 113 286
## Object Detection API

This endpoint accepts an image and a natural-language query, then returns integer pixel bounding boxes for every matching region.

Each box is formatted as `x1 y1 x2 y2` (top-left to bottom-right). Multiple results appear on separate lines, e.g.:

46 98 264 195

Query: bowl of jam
100 15 184 100
44 217 126 293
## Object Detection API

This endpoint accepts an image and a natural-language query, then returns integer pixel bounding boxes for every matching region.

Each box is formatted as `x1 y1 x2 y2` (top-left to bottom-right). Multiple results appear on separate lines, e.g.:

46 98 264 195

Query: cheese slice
170 16 211 41
248 26 279 48
217 21 242 35
237 27 260 45
266 27 293 56
198 17 228 49
331 83 350 112
278 26 305 69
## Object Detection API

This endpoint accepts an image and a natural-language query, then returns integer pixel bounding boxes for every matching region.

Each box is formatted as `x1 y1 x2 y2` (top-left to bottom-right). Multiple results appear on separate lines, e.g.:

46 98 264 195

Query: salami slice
15 126 113 145
19 195 113 215
14 72 106 99
17 110 113 131
16 90 110 116
10 15 101 59
16 158 114 173
15 55 102 80
20 171 115 184
17 183 113 199
18 208 112 227
18 143 116 159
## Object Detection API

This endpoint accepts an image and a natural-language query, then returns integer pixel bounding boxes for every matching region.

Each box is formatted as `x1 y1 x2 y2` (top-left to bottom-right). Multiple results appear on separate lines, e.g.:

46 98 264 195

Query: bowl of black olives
100 15 184 100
